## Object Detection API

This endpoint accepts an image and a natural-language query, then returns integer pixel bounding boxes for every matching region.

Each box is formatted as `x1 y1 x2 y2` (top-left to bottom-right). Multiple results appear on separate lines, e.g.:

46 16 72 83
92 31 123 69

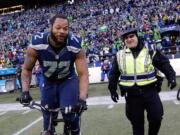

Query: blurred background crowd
0 0 179 68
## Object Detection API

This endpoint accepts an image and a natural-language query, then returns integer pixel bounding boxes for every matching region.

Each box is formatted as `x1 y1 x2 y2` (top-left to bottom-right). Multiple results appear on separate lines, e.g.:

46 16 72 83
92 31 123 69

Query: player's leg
59 76 81 135
41 82 59 134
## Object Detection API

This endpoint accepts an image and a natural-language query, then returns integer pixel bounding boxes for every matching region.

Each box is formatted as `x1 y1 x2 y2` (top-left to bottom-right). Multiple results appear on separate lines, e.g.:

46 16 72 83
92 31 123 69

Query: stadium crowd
0 0 179 68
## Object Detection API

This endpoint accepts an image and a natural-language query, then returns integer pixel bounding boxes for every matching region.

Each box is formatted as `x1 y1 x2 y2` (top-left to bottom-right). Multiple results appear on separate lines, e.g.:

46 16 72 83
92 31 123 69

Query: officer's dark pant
125 88 164 135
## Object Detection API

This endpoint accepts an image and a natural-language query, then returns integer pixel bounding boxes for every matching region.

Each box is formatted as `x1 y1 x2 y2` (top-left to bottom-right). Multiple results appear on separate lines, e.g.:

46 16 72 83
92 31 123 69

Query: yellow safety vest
116 47 157 86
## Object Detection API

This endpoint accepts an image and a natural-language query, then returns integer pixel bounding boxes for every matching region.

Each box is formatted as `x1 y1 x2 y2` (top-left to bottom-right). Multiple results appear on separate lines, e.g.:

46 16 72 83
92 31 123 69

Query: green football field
0 78 180 135
0 102 180 135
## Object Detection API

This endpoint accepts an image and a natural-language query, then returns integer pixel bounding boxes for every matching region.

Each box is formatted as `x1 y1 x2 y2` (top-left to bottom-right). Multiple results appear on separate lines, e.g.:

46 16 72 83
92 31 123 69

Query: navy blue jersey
29 32 81 81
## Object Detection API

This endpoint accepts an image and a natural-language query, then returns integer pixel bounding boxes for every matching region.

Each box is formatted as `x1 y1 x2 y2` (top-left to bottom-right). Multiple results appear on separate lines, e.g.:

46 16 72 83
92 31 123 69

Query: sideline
0 91 179 111
22 110 32 115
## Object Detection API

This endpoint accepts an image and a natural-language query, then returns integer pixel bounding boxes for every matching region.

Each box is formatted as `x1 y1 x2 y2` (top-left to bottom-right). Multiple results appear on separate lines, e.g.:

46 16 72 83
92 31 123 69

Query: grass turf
0 101 180 135
0 78 179 135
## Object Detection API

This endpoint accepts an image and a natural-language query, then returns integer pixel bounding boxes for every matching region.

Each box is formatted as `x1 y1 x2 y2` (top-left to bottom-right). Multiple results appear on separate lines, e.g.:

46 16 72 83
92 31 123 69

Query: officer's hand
76 99 87 114
110 90 119 103
19 91 32 106
168 80 177 90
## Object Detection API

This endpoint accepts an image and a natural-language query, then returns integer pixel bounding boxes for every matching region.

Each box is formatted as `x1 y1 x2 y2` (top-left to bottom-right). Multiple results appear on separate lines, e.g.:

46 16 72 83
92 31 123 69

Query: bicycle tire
54 118 64 123
177 88 180 100
26 101 85 135
40 131 51 135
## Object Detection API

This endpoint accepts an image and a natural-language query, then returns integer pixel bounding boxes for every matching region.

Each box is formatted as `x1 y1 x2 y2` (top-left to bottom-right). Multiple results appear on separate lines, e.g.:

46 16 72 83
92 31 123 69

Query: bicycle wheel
42 131 57 135
63 123 70 135
40 131 51 135
177 88 180 100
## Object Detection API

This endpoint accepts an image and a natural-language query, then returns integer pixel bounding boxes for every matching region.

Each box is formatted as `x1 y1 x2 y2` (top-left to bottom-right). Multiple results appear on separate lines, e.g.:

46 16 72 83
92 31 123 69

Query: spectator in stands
100 59 110 81
33 61 43 98
0 0 179 68
15 64 22 101
16 64 22 92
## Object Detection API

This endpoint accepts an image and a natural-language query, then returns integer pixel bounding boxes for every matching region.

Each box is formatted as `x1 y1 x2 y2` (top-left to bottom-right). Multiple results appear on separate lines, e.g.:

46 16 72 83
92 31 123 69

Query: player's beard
50 30 68 46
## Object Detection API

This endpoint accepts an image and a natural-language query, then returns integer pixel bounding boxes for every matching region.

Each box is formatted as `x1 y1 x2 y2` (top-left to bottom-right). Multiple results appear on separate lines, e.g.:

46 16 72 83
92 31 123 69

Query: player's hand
168 80 176 90
76 99 87 114
19 91 33 106
110 90 119 103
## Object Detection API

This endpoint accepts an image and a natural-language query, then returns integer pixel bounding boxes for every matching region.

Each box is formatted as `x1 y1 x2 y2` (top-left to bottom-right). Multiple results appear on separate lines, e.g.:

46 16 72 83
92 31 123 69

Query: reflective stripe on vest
116 47 157 86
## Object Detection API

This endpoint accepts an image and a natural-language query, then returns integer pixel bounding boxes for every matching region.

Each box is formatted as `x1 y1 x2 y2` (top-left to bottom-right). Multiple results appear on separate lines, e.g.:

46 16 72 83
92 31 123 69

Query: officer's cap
120 27 138 40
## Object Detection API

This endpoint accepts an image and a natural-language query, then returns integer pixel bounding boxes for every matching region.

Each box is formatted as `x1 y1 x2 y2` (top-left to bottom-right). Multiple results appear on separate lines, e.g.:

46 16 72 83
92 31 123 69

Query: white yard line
0 111 7 116
0 91 179 112
12 116 43 135
22 110 32 115
107 104 114 109
173 100 180 105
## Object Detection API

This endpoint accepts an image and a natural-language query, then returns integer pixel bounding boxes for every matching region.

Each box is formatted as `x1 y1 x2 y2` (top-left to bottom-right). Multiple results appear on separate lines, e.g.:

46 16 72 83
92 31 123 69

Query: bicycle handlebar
23 101 87 114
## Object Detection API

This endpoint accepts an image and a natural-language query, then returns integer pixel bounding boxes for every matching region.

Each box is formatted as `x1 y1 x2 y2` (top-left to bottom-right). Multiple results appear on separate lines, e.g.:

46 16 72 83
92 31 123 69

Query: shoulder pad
67 33 82 53
31 32 49 45
29 32 49 50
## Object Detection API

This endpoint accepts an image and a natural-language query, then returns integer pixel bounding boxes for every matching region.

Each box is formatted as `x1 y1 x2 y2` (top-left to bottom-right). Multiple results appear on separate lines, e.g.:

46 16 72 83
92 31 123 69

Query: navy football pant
41 76 80 134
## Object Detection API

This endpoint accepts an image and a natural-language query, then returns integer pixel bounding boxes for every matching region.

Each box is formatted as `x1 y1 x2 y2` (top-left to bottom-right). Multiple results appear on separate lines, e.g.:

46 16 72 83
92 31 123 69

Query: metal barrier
0 68 17 93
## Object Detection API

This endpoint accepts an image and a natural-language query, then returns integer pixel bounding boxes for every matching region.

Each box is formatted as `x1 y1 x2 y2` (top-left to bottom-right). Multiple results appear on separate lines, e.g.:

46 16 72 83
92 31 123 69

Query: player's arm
21 47 38 92
75 49 89 101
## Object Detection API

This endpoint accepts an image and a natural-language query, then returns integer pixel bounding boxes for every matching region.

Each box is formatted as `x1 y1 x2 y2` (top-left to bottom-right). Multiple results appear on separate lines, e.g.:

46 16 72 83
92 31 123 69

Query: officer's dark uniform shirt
30 32 81 82
108 39 176 91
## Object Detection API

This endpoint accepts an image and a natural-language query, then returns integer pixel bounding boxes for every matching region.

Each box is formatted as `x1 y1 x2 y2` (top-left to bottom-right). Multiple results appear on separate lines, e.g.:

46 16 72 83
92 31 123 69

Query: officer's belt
120 71 156 80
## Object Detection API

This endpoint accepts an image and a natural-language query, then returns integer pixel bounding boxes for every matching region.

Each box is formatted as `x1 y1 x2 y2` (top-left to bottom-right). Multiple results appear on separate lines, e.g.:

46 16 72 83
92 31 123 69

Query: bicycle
177 88 180 101
23 101 87 135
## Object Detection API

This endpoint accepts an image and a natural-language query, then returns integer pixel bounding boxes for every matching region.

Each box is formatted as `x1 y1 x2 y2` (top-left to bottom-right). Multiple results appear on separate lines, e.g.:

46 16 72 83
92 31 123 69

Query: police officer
108 28 176 135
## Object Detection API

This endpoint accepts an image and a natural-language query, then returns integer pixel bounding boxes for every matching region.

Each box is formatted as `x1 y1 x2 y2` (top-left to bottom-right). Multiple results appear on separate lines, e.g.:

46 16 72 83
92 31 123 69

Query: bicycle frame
23 101 86 135
177 88 180 101
23 101 63 135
